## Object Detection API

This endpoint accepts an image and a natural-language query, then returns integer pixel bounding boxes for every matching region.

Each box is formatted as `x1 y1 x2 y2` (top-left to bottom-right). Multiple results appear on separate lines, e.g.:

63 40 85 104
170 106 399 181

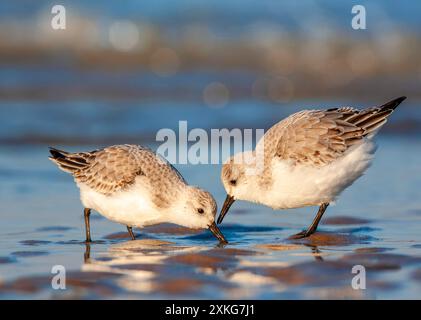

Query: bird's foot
288 230 312 240
216 241 228 248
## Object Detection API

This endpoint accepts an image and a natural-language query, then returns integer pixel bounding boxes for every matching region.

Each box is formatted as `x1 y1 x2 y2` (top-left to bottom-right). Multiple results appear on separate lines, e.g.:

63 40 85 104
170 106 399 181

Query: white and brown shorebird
49 144 227 243
217 96 407 239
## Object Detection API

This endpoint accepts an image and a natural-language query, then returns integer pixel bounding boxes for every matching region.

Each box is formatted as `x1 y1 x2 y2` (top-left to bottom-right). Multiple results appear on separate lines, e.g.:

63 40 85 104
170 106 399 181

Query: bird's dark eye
197 208 204 214
230 179 237 186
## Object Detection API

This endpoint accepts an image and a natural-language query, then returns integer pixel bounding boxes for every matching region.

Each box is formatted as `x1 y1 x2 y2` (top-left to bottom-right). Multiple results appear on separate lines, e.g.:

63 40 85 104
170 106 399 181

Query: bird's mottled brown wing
50 145 186 199
265 109 364 166
263 97 405 166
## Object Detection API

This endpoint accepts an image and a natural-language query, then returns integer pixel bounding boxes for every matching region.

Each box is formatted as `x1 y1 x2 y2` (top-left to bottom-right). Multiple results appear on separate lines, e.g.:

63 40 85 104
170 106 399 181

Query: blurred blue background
0 0 420 146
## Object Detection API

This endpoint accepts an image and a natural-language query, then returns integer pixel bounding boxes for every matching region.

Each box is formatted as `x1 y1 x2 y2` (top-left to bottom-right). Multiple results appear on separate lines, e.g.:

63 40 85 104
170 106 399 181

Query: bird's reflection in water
84 242 91 263
305 244 324 261
79 238 329 298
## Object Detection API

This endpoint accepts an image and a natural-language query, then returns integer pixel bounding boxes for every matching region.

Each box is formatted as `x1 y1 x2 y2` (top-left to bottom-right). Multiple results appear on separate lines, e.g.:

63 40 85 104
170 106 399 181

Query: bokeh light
149 47 180 77
203 82 230 108
109 20 139 51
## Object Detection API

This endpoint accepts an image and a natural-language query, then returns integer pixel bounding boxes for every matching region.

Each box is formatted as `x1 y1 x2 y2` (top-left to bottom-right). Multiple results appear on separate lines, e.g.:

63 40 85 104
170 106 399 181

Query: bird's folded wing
268 106 394 166
68 145 185 196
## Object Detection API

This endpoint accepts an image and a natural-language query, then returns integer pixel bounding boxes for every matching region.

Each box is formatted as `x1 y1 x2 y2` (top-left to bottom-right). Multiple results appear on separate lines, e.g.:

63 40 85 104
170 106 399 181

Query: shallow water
1 131 421 299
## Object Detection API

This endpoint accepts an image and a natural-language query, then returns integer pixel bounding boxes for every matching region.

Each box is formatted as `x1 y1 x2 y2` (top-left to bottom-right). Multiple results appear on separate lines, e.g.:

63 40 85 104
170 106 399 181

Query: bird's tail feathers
379 96 407 112
49 147 89 174
348 96 406 138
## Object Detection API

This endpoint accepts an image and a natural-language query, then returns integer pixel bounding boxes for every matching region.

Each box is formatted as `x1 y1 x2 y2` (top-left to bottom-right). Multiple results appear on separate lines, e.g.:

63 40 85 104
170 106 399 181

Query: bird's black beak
209 222 228 244
217 194 235 224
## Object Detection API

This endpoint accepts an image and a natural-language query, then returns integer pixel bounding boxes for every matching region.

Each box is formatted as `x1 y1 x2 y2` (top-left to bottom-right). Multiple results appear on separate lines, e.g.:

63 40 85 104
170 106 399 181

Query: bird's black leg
84 208 92 243
127 226 136 240
289 203 329 239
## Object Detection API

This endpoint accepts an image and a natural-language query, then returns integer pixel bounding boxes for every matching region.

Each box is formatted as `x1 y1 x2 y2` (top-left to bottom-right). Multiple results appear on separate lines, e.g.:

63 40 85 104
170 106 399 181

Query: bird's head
179 186 227 244
218 152 255 224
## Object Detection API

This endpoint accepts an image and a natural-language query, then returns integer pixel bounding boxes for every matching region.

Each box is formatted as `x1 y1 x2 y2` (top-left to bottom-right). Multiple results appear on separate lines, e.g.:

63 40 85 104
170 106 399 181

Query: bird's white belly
259 140 376 209
78 183 163 228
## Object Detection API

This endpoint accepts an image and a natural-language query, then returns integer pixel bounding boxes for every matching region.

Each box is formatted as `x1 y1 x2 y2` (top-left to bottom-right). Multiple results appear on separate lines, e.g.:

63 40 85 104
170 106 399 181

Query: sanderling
217 96 407 239
49 144 227 244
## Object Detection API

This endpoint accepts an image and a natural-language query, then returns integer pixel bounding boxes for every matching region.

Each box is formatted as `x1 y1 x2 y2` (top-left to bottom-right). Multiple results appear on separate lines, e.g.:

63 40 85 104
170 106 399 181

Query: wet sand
1 210 421 299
